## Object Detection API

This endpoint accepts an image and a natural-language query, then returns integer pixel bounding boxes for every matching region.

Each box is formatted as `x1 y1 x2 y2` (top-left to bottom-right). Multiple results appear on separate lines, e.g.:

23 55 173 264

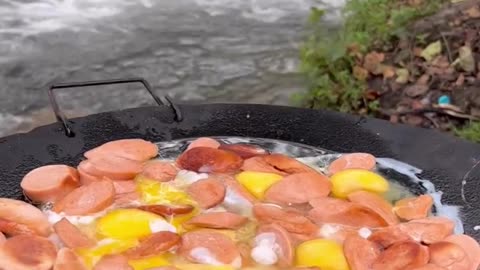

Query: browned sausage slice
123 231 181 259
21 165 80 203
265 172 331 205
393 195 433 221
0 234 57 270
187 177 226 208
187 138 221 150
113 180 137 194
85 139 158 161
0 198 51 237
308 197 388 228
137 204 194 217
93 255 133 270
256 223 294 267
178 230 241 266
219 144 268 159
53 218 95 249
328 153 376 175
241 156 287 175
443 234 480 270
344 234 381 270
53 180 115 215
86 156 143 180
263 154 317 174
253 203 317 235
368 226 412 248
397 217 454 244
372 241 429 270
429 241 471 270
141 161 178 182
54 248 88 270
186 212 248 229
177 147 243 173
348 191 399 225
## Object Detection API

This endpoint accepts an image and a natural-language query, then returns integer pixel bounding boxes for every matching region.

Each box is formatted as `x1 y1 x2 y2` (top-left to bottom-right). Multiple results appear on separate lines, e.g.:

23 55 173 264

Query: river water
0 0 345 137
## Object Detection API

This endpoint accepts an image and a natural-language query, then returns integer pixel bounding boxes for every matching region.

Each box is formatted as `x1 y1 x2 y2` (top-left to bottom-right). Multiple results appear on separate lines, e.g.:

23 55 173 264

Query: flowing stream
0 0 345 137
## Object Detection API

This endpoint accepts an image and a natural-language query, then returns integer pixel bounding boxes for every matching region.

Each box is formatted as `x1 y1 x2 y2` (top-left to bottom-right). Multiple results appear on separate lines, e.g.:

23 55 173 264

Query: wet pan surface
0 104 479 239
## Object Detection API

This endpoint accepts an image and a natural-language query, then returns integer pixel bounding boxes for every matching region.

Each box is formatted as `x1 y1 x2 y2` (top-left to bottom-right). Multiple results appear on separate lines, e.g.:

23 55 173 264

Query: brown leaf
431 56 450 68
408 0 423 6
382 65 396 79
417 74 430 85
405 84 429 97
455 74 465 86
353 66 369 81
390 115 399 124
364 52 385 74
411 100 425 110
413 47 423 57
464 6 480 18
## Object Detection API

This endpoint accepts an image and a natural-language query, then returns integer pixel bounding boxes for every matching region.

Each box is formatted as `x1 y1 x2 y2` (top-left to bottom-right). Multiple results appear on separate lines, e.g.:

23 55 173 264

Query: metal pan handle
48 78 183 137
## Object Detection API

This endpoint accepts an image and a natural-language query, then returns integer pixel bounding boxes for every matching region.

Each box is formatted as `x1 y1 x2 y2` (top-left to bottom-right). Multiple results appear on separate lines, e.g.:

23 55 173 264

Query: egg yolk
96 209 166 239
295 239 350 270
330 169 389 199
128 254 171 270
236 171 283 199
137 177 195 205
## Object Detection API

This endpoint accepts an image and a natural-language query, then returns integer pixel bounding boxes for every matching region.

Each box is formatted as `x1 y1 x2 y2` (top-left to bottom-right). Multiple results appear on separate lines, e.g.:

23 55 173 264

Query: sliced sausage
141 161 178 182
368 226 412 248
264 172 331 205
21 165 80 203
178 230 241 266
219 144 268 159
411 264 447 270
93 254 133 270
53 180 115 215
316 224 358 245
0 198 50 237
137 204 194 217
393 195 433 221
253 203 317 235
85 139 158 161
237 242 255 267
86 156 143 180
54 248 88 270
218 174 256 203
0 234 57 270
187 177 226 209
123 231 181 259
372 241 429 270
0 232 5 244
429 241 471 270
0 218 37 236
308 197 388 228
186 212 248 229
113 180 137 194
241 156 287 175
187 137 221 150
256 223 294 267
115 191 141 207
397 217 454 244
443 234 480 270
264 154 317 174
328 153 376 175
344 234 381 270
177 147 243 173
53 218 95 249
78 162 102 185
347 191 399 225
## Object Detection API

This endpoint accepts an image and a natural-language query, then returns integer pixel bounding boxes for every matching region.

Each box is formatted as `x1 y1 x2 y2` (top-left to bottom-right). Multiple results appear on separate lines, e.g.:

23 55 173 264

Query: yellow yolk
330 169 389 199
235 171 283 199
128 254 171 270
295 239 350 270
96 209 166 239
77 238 138 268
136 177 195 205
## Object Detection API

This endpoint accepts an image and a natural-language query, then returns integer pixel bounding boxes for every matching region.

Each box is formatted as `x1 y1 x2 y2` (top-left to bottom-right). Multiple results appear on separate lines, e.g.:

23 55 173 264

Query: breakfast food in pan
1 137 479 270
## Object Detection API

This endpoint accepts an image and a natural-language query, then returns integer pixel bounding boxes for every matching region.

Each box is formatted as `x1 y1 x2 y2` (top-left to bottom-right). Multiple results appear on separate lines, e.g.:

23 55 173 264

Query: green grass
455 122 480 143
299 0 443 114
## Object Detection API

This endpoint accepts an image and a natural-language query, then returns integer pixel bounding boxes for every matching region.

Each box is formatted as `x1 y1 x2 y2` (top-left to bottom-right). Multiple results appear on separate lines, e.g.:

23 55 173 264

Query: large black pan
0 79 479 241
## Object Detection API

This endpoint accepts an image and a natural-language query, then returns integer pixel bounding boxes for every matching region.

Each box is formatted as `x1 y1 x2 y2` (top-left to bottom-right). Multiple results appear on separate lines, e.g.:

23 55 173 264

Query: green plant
455 122 480 143
299 0 443 115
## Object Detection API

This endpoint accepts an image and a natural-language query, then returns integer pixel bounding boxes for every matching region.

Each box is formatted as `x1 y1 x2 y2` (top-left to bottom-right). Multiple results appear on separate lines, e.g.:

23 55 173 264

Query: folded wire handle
48 78 183 137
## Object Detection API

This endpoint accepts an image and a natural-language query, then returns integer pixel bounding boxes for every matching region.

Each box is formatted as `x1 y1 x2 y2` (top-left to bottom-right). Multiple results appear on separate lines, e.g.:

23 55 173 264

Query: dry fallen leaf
364 52 385 74
396 68 410 84
405 84 429 97
382 65 396 79
353 66 369 81
421 41 442 62
464 6 480 18
453 45 475 72
455 74 465 86
417 74 430 85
